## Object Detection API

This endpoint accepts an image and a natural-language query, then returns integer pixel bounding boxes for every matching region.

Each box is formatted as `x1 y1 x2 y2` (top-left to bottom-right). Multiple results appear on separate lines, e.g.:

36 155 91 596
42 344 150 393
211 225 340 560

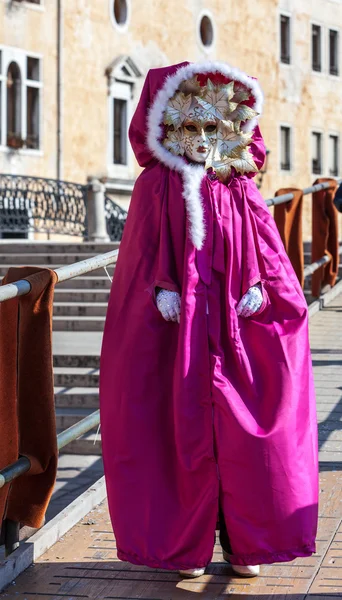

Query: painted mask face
182 119 217 163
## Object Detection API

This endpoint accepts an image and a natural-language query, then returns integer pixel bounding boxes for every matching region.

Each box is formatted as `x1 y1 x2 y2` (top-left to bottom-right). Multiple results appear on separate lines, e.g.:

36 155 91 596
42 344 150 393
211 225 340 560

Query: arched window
106 56 141 179
7 61 22 148
0 49 42 151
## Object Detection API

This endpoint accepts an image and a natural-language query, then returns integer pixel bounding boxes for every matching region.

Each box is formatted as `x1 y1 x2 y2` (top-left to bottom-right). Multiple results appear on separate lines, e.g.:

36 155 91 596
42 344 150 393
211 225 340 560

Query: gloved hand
236 284 263 318
156 289 181 323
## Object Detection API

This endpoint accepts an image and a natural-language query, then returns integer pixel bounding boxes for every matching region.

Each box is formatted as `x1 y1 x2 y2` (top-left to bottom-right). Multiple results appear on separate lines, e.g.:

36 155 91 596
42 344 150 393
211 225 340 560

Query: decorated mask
181 103 217 164
162 75 259 182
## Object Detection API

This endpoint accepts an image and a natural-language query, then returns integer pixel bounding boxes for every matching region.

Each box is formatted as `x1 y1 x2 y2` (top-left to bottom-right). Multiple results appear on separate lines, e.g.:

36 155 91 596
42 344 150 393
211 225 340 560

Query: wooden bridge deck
1 295 342 599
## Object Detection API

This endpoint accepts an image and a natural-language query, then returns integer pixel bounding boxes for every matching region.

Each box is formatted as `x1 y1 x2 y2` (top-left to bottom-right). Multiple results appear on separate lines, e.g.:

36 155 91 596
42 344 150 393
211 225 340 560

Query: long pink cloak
100 62 318 569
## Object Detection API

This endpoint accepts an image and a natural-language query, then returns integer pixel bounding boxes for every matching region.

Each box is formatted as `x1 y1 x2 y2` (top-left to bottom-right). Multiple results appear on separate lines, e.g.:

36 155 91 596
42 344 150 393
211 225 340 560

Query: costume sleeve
247 125 267 176
240 182 270 315
153 194 182 296
153 173 187 297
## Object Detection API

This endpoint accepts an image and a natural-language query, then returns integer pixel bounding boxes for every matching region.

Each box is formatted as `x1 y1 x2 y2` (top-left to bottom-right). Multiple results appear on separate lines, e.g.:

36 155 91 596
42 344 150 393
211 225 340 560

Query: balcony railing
0 174 128 242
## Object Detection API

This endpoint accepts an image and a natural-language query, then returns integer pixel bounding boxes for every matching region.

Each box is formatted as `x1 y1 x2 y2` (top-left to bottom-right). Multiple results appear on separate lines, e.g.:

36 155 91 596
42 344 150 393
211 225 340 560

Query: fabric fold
0 267 58 532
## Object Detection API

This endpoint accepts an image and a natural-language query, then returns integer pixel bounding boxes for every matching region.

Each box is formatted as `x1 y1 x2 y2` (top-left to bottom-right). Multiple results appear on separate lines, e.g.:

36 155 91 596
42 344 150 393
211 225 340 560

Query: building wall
0 0 342 239
0 0 58 178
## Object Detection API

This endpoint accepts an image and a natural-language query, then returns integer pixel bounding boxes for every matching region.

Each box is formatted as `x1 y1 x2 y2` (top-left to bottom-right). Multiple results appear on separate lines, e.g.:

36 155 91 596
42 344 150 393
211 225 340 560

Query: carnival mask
182 116 217 164
162 75 260 182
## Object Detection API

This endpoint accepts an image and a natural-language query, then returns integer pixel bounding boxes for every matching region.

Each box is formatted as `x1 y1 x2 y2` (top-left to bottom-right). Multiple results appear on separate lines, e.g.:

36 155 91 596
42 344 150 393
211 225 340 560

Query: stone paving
1 295 342 598
46 454 103 522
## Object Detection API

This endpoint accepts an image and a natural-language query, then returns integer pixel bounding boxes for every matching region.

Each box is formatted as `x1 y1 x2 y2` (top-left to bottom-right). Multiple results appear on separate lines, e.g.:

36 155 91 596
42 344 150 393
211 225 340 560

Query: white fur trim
182 164 206 249
146 61 264 249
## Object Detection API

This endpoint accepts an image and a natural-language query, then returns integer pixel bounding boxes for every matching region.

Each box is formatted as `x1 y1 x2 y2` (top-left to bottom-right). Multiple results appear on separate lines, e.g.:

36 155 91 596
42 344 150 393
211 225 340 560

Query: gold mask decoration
162 76 259 182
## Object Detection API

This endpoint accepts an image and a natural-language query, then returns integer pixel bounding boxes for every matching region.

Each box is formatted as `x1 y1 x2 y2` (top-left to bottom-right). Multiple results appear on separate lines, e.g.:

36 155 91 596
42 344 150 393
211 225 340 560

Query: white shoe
222 550 260 577
179 568 205 578
231 563 260 577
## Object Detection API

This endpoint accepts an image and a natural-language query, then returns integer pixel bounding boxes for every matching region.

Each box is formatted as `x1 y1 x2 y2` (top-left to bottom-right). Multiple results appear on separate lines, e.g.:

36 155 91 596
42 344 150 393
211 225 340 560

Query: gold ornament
196 79 238 120
178 75 202 96
232 83 251 104
229 147 259 175
163 128 185 156
164 92 192 128
215 120 251 157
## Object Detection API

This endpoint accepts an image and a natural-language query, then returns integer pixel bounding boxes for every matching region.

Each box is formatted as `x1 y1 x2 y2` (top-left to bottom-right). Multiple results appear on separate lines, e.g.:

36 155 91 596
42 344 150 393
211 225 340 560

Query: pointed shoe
222 550 260 577
231 564 260 577
179 567 205 578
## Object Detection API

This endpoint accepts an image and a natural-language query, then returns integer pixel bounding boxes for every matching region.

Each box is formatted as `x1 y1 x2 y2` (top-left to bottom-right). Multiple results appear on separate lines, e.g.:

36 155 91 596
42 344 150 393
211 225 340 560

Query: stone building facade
0 0 342 236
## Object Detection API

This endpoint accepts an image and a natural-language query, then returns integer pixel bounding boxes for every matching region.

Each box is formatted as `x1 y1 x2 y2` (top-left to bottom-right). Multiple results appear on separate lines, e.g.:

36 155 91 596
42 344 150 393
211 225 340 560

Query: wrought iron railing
0 174 128 242
0 174 87 238
105 195 127 241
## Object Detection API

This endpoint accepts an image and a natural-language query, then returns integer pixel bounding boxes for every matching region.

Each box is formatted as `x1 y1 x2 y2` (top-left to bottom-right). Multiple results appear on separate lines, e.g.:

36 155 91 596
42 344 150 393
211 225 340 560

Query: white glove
236 284 263 318
156 289 181 323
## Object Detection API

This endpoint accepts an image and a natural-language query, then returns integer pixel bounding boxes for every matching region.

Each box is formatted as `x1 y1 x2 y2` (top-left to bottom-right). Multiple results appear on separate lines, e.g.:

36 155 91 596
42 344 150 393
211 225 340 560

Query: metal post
4 520 20 557
86 178 110 243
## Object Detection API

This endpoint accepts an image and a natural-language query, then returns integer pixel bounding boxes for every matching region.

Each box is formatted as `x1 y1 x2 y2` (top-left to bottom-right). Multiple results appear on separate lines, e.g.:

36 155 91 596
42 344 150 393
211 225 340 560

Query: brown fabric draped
311 178 339 298
274 188 304 287
0 267 58 532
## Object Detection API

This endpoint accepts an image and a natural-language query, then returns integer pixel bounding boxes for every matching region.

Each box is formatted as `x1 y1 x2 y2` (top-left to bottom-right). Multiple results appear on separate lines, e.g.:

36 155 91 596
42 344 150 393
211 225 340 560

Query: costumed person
100 61 318 579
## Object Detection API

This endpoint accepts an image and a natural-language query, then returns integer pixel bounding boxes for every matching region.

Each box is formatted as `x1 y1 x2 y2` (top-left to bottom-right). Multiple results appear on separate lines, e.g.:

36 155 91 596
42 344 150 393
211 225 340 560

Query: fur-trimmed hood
129 61 265 249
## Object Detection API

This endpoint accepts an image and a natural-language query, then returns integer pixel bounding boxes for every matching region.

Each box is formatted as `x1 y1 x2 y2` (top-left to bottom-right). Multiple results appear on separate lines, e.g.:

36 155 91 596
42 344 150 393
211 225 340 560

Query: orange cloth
311 179 339 297
274 188 304 287
0 267 58 531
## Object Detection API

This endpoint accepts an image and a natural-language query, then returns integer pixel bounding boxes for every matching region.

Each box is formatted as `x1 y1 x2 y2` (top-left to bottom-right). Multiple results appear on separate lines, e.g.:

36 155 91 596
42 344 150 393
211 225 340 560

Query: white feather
146 61 264 249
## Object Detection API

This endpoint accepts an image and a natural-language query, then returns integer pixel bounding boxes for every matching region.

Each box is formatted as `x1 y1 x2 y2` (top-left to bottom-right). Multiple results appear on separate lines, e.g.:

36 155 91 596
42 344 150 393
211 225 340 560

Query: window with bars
280 15 291 64
312 132 323 174
329 134 339 176
26 56 40 149
6 62 22 148
113 98 127 165
107 58 142 179
108 77 132 177
312 25 322 72
329 29 339 75
0 47 42 151
280 126 291 171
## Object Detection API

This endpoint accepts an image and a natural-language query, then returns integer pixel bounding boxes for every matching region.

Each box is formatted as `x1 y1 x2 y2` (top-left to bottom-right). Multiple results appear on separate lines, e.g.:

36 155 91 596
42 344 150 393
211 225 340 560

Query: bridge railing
0 177 341 555
0 249 118 555
265 179 342 292
0 174 127 242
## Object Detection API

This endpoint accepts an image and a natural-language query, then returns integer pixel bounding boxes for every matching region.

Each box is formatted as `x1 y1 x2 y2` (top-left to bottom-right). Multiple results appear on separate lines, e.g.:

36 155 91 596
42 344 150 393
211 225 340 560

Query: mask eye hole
184 124 197 133
205 124 217 133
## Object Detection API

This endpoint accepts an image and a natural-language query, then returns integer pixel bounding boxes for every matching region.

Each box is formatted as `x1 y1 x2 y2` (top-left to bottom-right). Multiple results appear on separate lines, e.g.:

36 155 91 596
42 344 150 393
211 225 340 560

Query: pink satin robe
100 63 318 570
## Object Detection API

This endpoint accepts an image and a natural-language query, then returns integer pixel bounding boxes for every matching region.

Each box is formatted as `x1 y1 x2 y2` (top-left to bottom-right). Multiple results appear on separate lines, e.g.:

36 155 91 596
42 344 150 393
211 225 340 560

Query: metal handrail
265 179 342 278
0 250 118 488
304 255 331 278
265 179 342 207
0 410 100 489
0 249 118 303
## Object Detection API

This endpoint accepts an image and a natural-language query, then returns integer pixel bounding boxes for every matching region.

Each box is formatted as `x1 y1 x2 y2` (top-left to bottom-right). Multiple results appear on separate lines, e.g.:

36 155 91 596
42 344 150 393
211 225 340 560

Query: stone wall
0 0 342 239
